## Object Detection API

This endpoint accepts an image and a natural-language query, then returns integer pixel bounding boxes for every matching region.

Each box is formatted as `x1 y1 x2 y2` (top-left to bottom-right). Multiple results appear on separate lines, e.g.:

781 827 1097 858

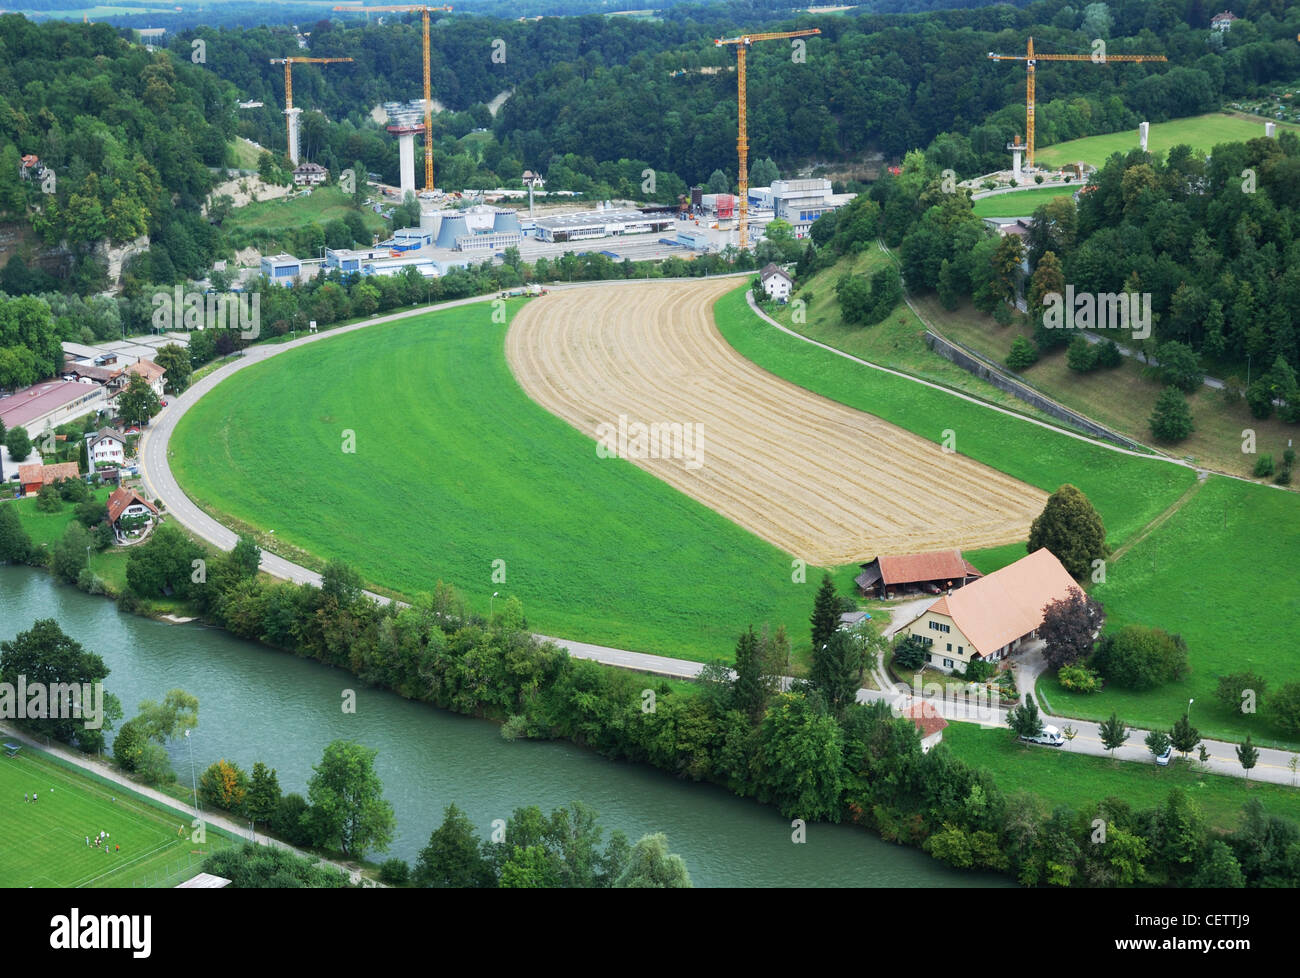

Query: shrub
1254 455 1275 478
1066 335 1097 372
137 743 176 786
1091 625 1189 690
962 657 995 683
378 858 410 886
1276 468 1292 485
74 499 106 528
1034 175 1044 184
272 793 314 847
1058 663 1102 693
1149 387 1195 443
35 487 62 512
992 302 1013 326
57 477 89 502
894 634 928 670
1094 340 1122 368
1006 336 1039 370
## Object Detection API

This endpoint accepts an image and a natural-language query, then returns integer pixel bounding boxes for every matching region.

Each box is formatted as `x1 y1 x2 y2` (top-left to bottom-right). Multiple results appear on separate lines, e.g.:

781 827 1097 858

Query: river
0 565 1008 887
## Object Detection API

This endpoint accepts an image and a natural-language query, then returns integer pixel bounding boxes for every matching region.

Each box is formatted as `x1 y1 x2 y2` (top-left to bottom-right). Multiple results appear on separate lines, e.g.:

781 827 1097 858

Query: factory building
534 206 674 243
260 253 303 282
770 178 855 238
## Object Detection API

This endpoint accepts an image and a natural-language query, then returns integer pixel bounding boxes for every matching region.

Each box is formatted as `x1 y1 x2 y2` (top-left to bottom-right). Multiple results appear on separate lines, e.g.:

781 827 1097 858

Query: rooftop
0 380 103 429
534 208 661 229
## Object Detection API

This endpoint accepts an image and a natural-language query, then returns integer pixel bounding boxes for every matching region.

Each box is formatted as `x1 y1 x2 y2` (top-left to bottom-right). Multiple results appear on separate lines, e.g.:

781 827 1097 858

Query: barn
854 549 982 599
18 461 81 496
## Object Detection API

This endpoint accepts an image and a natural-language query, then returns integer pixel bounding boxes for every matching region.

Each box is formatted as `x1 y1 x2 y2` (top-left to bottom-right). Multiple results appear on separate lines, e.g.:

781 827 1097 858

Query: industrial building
770 178 854 237
534 206 674 243
261 253 303 282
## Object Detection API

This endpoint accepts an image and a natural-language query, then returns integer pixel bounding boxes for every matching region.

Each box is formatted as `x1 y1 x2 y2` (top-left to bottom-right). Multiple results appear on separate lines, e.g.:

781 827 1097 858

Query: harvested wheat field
506 279 1047 565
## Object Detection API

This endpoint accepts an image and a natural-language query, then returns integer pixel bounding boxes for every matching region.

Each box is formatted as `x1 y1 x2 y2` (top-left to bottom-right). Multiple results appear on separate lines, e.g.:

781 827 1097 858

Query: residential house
86 428 127 473
107 486 158 536
904 701 949 753
125 359 166 398
898 547 1077 673
1210 10 1237 30
759 263 793 301
292 162 329 186
855 549 982 599
18 461 81 496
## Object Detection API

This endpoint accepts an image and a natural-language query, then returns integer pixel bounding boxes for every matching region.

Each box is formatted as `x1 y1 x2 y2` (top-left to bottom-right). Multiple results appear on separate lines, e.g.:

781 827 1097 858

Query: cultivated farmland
507 279 1047 565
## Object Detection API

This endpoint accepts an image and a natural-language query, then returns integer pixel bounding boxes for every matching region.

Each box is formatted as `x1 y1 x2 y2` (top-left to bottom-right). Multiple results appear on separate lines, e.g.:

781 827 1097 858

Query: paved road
138 286 1300 787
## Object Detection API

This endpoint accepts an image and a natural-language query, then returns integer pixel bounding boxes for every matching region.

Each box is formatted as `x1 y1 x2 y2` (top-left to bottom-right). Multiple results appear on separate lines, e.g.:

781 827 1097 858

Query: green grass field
971 187 1071 218
1036 112 1300 169
221 185 388 240
170 299 834 662
943 724 1300 831
0 746 227 887
1041 476 1300 748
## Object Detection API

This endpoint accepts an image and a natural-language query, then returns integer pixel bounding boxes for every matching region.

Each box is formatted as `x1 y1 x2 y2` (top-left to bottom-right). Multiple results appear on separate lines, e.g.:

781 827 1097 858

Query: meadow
942 723 1300 831
170 300 831 662
1041 476 1300 748
971 186 1072 218
0 746 229 888
1035 111 1300 169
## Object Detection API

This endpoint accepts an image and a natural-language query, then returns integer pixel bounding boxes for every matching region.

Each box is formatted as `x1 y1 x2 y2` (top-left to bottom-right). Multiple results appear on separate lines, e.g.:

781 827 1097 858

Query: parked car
1019 724 1066 747
1155 744 1173 766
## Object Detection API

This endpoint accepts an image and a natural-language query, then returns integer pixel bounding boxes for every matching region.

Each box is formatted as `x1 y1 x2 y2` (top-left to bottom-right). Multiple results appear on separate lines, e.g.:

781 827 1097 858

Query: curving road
136 282 1300 786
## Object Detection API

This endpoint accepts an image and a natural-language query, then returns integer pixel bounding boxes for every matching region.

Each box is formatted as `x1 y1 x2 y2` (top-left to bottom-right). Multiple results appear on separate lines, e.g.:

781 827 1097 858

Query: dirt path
506 279 1047 565
1109 475 1206 563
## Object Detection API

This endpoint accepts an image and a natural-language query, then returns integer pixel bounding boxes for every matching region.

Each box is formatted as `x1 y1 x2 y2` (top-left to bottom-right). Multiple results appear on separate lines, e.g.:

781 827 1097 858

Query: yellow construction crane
334 5 453 192
270 57 354 162
988 37 1166 170
715 28 820 251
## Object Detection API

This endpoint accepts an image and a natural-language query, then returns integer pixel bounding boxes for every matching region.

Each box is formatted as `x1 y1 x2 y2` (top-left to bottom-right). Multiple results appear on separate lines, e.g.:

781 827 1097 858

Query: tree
1156 340 1202 394
117 373 161 426
1145 728 1171 760
1065 334 1097 372
271 793 313 847
198 759 250 811
1039 585 1104 670
811 630 864 714
35 484 62 513
305 739 396 858
50 522 92 584
112 717 148 772
1008 692 1045 741
893 633 927 670
227 534 262 582
732 626 773 722
246 762 282 828
612 833 692 888
135 688 199 744
1190 840 1246 888
1170 713 1200 758
1098 712 1128 758
810 573 839 651
414 804 493 887
137 743 175 786
1027 250 1065 329
1006 336 1039 370
0 503 35 564
1149 387 1194 442
1235 735 1259 781
77 437 88 474
4 426 31 462
753 693 845 821
750 158 779 187
1027 484 1109 579
153 344 192 395
125 523 204 599
0 618 121 752
1269 682 1300 737
705 169 730 195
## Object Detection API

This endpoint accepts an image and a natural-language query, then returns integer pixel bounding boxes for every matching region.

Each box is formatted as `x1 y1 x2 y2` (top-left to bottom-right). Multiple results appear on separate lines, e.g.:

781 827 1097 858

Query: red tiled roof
107 486 158 523
127 359 165 382
19 461 80 486
878 550 975 587
913 548 1077 657
905 702 948 739
17 463 42 485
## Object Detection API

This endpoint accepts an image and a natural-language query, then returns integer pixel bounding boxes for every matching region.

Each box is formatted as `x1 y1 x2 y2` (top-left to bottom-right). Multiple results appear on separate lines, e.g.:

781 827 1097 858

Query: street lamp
184 728 198 817
491 591 499 616
1187 697 1194 722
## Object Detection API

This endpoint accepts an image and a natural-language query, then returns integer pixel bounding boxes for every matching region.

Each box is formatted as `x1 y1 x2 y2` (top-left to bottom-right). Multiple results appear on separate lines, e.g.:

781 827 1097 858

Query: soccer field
0 747 225 888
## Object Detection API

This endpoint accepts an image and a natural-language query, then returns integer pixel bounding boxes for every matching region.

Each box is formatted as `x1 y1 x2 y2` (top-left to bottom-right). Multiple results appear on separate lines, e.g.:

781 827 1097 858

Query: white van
1019 724 1066 747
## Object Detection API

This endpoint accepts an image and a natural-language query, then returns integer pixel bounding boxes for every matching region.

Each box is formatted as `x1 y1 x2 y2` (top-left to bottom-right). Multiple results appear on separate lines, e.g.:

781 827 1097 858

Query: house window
943 658 954 669
946 643 952 652
957 646 963 655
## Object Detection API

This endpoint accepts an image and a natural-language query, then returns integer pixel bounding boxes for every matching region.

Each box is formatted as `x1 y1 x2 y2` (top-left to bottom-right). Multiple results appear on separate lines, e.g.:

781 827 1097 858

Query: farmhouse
18 461 81 496
107 486 158 536
904 701 949 753
899 547 1076 673
759 263 793 301
292 162 328 186
855 549 982 599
